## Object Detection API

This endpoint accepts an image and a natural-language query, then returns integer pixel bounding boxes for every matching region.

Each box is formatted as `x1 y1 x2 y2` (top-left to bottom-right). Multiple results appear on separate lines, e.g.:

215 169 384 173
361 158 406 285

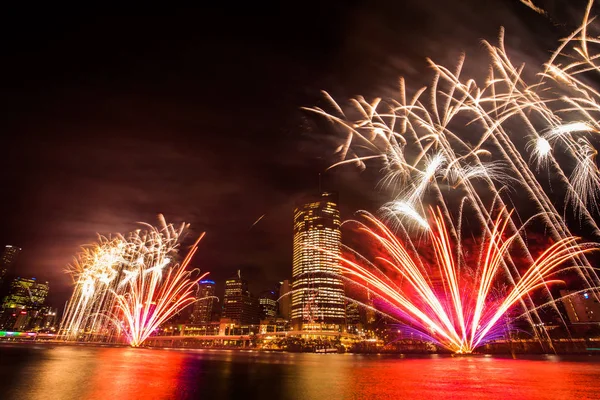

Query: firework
113 233 207 347
338 209 595 353
305 0 600 345
59 216 208 347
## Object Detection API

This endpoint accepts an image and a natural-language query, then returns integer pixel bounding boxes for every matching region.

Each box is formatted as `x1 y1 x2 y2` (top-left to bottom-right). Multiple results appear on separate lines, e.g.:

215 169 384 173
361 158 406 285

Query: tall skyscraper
278 279 291 320
258 290 278 319
0 245 21 286
222 270 260 325
291 192 345 331
191 279 216 323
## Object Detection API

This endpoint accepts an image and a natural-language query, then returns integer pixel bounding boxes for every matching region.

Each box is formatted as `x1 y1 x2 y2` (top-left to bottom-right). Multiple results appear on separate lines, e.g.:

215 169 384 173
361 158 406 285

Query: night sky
0 1 589 306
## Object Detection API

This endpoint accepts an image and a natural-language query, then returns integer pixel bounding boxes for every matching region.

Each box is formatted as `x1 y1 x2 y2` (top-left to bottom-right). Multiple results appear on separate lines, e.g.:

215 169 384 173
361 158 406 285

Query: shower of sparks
338 209 595 353
381 200 430 231
528 137 552 171
306 0 600 346
59 216 208 347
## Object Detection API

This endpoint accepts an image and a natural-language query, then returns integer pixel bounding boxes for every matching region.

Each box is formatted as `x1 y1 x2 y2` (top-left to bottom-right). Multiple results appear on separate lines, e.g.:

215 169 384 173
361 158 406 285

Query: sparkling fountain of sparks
304 0 600 347
59 216 208 347
338 208 596 354
113 233 207 347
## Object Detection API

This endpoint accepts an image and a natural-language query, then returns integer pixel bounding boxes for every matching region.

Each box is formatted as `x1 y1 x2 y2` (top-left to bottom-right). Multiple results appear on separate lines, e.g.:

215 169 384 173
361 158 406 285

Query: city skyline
0 0 597 349
3 2 600 398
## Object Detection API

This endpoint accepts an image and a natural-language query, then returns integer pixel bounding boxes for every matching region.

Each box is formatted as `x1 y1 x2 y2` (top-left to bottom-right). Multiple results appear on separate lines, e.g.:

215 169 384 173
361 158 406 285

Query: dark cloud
0 1 590 306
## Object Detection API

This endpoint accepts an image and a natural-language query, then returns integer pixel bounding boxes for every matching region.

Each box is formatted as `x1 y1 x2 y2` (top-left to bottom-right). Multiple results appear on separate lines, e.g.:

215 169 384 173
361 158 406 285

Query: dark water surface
1 345 600 399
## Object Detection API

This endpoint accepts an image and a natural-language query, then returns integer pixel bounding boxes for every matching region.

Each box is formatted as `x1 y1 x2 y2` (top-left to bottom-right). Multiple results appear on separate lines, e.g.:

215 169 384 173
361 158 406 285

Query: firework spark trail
60 236 130 341
337 209 595 353
482 34 600 228
305 2 600 346
476 30 600 291
113 233 207 347
60 217 207 347
309 87 562 344
519 0 545 15
403 84 568 341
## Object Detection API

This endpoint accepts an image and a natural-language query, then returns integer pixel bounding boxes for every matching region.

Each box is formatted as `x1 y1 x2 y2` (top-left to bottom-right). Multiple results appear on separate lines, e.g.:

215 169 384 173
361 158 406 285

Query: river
1 344 600 399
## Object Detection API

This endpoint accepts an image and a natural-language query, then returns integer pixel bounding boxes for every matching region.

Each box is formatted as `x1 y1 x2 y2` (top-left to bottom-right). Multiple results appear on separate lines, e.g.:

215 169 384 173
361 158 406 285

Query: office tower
346 302 361 334
2 277 49 309
259 290 278 319
191 279 216 323
29 306 58 331
0 277 49 330
222 270 260 325
560 289 600 324
0 245 21 286
278 279 291 320
291 192 345 331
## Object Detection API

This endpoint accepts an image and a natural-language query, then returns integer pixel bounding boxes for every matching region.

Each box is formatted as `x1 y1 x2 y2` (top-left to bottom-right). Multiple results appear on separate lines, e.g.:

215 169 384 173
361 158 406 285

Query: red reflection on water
291 355 600 399
86 348 187 399
8 347 600 400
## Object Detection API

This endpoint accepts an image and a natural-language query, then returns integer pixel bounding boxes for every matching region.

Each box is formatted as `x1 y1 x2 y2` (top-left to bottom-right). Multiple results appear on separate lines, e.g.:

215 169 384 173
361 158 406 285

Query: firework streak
59 216 207 347
339 208 595 353
306 1 600 348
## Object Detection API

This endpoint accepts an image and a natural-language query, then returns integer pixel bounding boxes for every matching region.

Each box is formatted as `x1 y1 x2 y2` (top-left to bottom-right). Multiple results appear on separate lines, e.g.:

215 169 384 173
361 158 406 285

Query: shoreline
2 340 600 357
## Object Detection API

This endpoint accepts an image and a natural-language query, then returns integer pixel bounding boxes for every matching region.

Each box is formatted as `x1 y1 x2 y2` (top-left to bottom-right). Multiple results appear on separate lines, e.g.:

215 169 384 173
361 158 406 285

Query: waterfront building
29 306 58 331
1 277 49 309
218 317 260 336
278 279 291 320
259 290 278 319
181 321 220 336
560 289 600 324
259 317 289 334
191 279 216 323
0 277 49 330
222 271 260 325
346 302 361 334
291 192 345 331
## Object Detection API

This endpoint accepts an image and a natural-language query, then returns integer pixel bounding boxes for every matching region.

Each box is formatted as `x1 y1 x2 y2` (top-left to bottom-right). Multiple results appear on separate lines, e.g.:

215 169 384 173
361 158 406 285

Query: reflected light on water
2 345 600 400
87 348 186 399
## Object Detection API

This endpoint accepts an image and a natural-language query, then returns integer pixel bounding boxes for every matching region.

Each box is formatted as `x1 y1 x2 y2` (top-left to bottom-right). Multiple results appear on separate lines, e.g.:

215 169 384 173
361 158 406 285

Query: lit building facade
29 306 58 331
291 192 345 331
0 245 21 286
222 271 260 325
259 290 278 319
278 279 291 320
2 277 49 310
560 289 600 324
191 280 216 323
346 302 361 334
0 277 49 330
